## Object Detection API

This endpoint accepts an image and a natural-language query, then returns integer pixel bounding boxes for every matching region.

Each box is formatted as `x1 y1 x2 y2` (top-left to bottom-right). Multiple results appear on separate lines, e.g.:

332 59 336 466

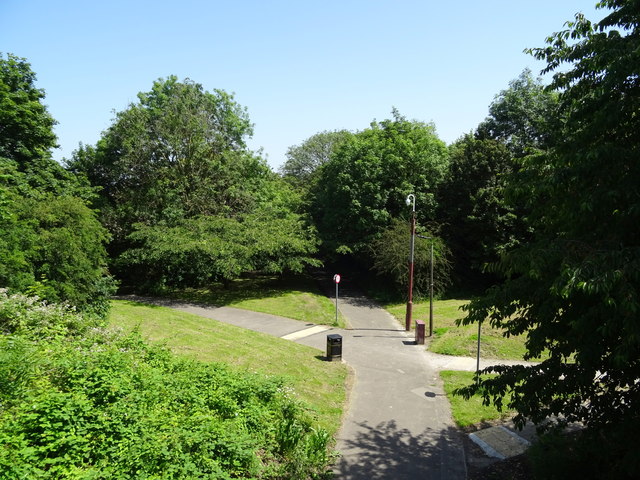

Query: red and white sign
333 274 341 284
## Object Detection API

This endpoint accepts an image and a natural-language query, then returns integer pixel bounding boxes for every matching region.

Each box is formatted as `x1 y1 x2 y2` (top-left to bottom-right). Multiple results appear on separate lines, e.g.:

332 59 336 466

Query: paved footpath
123 291 471 479
317 287 468 480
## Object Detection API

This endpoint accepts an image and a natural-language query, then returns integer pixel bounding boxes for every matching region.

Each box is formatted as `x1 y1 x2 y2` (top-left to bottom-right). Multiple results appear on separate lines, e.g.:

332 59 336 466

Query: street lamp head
405 194 415 211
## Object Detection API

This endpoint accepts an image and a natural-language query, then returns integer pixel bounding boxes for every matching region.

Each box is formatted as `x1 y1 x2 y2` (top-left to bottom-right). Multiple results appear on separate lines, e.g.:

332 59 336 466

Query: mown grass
440 370 513 428
168 274 347 328
385 299 530 360
109 300 348 434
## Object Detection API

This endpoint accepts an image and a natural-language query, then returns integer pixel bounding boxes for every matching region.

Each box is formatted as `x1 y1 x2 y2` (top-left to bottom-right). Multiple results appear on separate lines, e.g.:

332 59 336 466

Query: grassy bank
440 370 513 427
109 300 348 434
167 274 347 328
385 299 529 360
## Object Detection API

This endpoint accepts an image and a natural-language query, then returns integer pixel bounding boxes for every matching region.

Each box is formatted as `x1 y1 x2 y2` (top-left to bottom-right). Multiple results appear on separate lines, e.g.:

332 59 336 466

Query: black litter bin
326 334 342 361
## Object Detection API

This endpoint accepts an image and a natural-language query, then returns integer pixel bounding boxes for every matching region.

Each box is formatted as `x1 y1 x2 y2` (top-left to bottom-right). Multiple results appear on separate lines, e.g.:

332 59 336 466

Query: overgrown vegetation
0 291 338 478
109 299 348 434
0 53 115 315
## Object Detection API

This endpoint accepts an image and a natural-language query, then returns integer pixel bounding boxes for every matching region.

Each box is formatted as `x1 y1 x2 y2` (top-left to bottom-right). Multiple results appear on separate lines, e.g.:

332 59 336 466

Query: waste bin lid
327 333 342 341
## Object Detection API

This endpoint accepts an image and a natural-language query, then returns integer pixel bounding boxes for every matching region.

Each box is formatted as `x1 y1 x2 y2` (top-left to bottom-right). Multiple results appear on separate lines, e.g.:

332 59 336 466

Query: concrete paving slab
469 426 530 460
281 324 330 340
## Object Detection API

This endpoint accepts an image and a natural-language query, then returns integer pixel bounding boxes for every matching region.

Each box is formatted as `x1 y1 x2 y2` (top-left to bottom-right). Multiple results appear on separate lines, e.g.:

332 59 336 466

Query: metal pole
476 320 482 376
405 209 415 331
429 242 434 337
335 281 339 325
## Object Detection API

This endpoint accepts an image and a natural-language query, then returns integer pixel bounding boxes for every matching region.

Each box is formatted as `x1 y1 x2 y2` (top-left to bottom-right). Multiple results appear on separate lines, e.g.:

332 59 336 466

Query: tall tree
477 68 560 157
68 76 258 237
310 110 448 262
459 2 640 476
0 54 113 314
439 71 559 290
280 130 352 186
437 135 517 287
70 77 320 289
0 53 57 168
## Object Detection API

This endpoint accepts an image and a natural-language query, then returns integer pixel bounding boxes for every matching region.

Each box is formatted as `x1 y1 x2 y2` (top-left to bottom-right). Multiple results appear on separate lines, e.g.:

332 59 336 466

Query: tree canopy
68 76 259 232
439 70 559 290
70 77 320 290
0 53 113 315
310 110 449 263
476 69 560 157
437 134 517 287
280 130 352 186
0 53 57 168
458 1 640 475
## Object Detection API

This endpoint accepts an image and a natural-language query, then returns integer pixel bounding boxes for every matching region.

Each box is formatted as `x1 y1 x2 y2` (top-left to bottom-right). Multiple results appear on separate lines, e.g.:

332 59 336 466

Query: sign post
333 274 341 325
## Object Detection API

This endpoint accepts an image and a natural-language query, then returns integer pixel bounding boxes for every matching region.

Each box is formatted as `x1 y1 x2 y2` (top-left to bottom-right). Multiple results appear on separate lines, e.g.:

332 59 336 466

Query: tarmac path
320 286 468 480
120 289 471 479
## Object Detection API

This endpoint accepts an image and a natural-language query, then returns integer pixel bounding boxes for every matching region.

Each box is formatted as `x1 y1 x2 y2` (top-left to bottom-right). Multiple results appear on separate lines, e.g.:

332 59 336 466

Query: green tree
437 135 518 288
117 209 320 291
477 68 560 157
67 76 258 238
370 218 450 299
439 71 559 290
71 77 321 290
0 53 57 168
280 130 352 186
0 54 113 315
310 110 449 262
459 2 640 476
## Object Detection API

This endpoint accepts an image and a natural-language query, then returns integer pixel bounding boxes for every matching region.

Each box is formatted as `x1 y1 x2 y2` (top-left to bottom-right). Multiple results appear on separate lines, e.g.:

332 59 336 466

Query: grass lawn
440 370 513 428
168 274 347 328
385 299 530 360
109 300 348 434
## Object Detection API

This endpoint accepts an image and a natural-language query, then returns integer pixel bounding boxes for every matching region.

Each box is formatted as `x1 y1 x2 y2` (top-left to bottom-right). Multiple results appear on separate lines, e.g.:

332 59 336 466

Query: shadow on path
335 420 466 480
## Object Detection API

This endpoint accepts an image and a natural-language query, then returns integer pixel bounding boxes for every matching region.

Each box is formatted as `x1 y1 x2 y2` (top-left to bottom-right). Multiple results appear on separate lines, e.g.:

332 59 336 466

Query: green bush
116 213 319 292
0 294 334 479
0 176 116 316
528 426 640 480
0 289 101 340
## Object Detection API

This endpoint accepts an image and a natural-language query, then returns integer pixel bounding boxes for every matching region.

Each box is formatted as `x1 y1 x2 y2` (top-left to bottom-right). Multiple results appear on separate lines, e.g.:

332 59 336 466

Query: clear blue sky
1 0 604 170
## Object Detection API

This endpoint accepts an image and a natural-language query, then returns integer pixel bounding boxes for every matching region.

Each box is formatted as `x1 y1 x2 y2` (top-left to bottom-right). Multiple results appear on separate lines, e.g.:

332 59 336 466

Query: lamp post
405 194 416 331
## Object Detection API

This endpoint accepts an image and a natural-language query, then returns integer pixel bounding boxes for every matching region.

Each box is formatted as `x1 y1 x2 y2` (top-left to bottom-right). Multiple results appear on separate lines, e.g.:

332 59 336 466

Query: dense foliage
0 291 333 479
458 1 640 476
310 110 449 264
280 130 352 186
70 77 320 290
370 218 450 299
118 212 320 291
0 53 57 167
438 71 559 290
0 53 114 315
476 69 560 157
68 77 257 233
437 135 517 287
